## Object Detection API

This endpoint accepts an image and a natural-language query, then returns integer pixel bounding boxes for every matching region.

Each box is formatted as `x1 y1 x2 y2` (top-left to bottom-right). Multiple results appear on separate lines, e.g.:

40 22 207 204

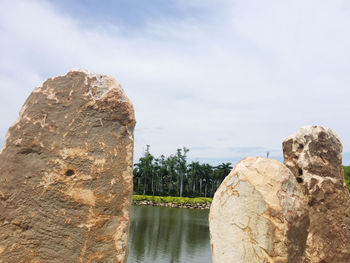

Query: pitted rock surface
209 157 308 263
0 70 135 263
283 126 350 262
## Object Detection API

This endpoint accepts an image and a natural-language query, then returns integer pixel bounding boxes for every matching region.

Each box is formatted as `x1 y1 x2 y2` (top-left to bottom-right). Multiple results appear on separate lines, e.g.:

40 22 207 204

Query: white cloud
1 0 350 163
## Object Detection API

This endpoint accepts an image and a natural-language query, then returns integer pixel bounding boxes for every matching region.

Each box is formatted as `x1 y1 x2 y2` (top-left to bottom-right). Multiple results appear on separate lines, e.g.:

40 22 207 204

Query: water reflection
128 205 211 263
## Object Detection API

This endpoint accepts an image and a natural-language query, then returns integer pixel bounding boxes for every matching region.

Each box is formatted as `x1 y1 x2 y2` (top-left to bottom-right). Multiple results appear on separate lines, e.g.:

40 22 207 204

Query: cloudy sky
1 0 350 165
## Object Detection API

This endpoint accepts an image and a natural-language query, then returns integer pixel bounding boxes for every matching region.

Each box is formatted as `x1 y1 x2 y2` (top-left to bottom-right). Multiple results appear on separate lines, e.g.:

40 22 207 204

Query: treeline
133 147 350 197
133 146 232 198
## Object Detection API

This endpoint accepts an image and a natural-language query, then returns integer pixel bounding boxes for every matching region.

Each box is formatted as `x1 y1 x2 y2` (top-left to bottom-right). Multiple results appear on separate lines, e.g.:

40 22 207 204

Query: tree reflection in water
128 205 211 263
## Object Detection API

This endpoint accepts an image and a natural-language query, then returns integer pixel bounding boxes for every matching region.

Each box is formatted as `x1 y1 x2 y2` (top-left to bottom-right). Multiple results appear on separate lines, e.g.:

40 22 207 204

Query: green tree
176 147 189 197
212 162 232 195
135 145 154 195
166 155 178 196
188 161 201 195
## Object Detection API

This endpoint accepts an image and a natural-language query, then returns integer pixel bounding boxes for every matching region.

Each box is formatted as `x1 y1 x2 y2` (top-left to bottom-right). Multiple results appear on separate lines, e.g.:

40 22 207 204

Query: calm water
128 205 212 263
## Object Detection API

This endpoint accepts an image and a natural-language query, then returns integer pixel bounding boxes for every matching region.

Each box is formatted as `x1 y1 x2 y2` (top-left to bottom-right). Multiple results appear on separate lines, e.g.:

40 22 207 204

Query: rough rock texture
209 157 309 263
283 126 350 262
0 70 135 263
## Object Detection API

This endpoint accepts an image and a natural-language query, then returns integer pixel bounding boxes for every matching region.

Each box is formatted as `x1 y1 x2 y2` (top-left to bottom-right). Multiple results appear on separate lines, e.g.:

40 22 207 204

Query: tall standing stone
0 70 135 262
283 126 350 262
209 157 309 263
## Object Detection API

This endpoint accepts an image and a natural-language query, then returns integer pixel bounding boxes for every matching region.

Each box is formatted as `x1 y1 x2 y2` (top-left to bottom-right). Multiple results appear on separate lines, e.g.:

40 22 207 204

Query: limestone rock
209 157 309 263
0 70 135 262
283 126 350 262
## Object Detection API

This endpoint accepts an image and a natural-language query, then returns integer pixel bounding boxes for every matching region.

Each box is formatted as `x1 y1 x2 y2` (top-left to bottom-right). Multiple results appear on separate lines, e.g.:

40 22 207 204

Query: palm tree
175 147 189 197
188 161 201 195
200 164 213 197
212 162 232 195
166 155 178 195
136 145 154 195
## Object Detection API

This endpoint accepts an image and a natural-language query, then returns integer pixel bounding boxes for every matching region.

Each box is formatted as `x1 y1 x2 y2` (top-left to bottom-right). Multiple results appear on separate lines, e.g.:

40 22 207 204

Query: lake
128 205 212 263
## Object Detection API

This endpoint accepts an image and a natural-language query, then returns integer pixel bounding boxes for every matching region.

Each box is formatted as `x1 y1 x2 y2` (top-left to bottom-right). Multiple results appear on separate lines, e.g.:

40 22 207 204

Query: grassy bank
132 195 212 205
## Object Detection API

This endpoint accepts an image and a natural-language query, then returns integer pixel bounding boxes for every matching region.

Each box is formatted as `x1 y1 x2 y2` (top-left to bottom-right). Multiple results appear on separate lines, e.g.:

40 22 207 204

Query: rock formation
209 157 309 263
0 70 135 262
283 126 350 262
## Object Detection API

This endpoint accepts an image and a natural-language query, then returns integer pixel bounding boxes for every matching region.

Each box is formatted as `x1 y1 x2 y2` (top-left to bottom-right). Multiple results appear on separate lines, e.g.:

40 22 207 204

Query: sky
1 0 350 165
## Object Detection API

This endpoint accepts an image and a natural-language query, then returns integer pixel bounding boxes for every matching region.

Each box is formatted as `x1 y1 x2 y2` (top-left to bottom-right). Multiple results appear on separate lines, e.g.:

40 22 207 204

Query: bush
132 195 212 204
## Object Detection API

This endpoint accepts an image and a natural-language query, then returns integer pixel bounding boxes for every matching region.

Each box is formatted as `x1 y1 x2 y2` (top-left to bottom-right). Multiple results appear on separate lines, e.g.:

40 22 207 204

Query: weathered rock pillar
209 157 309 263
0 70 135 262
283 126 350 262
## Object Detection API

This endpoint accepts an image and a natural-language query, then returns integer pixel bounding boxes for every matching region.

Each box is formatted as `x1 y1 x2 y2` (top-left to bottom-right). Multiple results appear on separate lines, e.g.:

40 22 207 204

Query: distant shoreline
132 195 212 209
